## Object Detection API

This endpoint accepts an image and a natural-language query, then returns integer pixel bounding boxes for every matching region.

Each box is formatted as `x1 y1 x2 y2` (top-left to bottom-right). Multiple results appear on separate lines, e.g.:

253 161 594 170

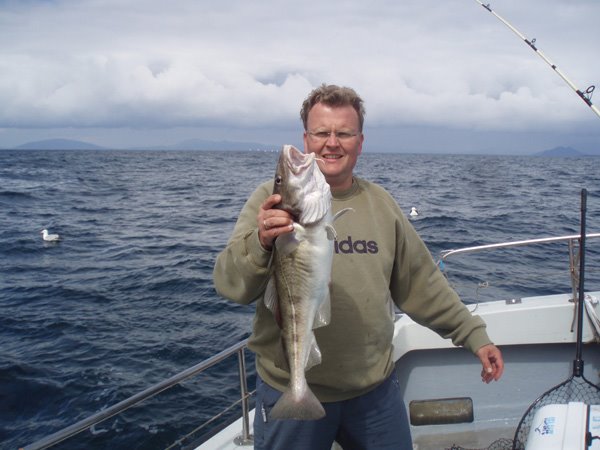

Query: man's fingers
258 194 294 250
261 194 281 212
476 344 504 383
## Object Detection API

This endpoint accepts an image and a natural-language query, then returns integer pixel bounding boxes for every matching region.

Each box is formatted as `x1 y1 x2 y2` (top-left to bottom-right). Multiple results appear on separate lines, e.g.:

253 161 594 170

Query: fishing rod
474 0 600 120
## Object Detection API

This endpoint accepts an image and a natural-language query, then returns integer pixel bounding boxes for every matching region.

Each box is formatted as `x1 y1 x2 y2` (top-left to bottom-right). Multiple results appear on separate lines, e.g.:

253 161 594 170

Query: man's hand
257 194 294 250
476 344 504 383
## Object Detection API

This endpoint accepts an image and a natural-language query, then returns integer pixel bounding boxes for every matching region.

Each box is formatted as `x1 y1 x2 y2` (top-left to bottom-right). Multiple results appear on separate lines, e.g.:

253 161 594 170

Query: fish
263 144 350 420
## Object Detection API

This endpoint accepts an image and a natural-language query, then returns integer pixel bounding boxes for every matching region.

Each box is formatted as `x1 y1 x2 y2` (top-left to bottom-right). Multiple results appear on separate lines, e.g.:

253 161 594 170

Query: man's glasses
307 130 360 142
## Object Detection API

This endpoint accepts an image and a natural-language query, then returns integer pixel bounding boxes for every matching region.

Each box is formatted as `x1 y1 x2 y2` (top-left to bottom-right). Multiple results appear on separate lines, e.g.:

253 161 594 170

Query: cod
264 144 350 421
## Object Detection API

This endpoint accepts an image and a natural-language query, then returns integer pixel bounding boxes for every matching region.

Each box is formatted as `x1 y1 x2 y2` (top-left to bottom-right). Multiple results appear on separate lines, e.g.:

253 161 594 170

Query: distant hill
9 137 279 152
15 138 105 150
533 146 591 157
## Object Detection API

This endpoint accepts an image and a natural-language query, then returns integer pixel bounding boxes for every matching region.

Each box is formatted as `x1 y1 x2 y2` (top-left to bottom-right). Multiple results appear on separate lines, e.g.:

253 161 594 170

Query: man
213 84 504 449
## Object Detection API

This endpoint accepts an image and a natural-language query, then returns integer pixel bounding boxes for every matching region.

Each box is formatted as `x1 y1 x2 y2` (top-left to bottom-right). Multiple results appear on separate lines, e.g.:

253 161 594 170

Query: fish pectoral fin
275 228 302 256
326 208 354 240
292 223 306 238
325 224 337 241
333 207 354 222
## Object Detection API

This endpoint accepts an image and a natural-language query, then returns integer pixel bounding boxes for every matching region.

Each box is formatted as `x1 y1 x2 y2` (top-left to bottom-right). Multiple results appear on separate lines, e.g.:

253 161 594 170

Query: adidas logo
334 236 379 254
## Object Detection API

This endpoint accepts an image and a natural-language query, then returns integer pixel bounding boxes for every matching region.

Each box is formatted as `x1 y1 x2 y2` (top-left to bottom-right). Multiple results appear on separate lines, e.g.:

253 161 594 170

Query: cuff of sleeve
463 326 493 354
244 229 272 268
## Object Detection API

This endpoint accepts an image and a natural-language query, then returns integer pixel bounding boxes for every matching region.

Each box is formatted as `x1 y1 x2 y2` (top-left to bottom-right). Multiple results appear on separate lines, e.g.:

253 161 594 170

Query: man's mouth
322 154 342 160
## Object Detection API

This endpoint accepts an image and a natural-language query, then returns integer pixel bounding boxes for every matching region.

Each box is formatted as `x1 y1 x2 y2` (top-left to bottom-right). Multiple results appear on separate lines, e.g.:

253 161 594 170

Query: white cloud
0 0 599 150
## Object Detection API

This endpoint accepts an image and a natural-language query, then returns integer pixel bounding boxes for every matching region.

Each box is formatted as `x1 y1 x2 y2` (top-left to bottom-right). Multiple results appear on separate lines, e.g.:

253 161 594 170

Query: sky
1 0 599 154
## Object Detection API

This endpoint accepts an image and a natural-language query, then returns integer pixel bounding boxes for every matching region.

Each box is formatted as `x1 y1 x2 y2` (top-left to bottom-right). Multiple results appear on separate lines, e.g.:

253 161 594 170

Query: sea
1 149 599 450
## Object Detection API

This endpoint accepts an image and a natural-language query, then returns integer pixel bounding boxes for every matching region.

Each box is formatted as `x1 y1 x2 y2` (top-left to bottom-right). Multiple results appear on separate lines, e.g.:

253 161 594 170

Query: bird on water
41 229 61 242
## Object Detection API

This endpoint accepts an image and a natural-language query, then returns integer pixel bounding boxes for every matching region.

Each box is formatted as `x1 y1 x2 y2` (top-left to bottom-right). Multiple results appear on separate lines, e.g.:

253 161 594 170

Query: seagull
41 229 61 242
409 207 419 217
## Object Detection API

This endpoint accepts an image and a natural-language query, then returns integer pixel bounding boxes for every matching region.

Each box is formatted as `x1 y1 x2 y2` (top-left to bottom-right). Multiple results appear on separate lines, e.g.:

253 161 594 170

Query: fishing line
474 0 600 120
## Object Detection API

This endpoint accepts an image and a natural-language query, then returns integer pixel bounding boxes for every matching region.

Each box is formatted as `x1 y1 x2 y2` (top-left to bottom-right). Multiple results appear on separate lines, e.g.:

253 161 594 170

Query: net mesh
446 438 514 450
512 375 600 449
444 376 600 450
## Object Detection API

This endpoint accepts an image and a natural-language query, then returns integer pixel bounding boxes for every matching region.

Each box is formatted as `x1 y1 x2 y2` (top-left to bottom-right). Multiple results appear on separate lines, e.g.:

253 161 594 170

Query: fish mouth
284 145 315 174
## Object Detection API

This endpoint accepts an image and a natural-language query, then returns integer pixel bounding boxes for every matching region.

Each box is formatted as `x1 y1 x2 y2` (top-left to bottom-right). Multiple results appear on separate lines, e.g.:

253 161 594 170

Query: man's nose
325 131 339 146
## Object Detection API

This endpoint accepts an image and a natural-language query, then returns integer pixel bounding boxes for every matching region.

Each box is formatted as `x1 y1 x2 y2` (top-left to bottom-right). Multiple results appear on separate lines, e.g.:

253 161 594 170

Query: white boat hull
198 291 600 449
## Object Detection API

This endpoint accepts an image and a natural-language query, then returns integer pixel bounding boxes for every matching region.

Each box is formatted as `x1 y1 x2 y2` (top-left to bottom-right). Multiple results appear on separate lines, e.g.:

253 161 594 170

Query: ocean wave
2 150 599 449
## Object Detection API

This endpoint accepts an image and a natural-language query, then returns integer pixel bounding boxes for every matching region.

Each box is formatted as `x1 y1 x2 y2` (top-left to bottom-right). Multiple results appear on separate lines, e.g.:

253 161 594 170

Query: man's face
303 102 363 192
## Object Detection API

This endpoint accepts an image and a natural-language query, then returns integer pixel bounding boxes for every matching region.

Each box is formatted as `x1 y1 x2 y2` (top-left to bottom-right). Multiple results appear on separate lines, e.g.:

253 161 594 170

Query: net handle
574 188 588 376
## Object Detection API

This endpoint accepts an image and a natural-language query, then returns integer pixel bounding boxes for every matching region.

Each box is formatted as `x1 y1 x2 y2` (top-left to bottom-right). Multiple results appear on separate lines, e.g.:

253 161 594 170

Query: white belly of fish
265 218 333 420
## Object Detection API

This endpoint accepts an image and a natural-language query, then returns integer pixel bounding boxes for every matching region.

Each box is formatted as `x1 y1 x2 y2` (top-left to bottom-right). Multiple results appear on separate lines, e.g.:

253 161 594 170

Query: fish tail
269 382 325 421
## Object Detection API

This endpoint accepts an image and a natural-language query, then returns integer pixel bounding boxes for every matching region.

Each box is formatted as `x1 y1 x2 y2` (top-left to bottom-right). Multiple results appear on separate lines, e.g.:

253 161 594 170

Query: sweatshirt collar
332 177 360 200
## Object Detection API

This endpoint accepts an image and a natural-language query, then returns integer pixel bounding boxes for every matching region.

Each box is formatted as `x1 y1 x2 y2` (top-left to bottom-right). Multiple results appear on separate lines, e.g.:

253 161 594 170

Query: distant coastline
531 146 597 157
2 138 599 156
6 137 281 152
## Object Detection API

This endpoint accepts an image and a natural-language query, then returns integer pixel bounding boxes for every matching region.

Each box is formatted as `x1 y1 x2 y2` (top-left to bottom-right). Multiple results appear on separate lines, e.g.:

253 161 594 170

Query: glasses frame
306 130 361 142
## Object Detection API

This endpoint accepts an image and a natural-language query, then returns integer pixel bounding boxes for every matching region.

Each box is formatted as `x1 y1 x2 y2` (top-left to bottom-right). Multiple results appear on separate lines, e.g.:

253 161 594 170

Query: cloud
1 0 599 144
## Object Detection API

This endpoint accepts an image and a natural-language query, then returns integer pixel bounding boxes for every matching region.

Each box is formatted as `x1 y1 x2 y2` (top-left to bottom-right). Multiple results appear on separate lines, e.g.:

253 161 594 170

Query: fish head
273 145 331 225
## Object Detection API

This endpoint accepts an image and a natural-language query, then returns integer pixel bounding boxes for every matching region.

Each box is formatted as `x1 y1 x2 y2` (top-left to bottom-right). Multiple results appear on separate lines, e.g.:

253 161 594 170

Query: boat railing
21 339 253 450
438 233 600 301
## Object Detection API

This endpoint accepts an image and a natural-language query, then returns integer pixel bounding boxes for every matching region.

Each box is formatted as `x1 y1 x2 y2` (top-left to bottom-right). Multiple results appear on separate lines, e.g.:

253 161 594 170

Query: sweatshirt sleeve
212 181 273 305
390 212 492 354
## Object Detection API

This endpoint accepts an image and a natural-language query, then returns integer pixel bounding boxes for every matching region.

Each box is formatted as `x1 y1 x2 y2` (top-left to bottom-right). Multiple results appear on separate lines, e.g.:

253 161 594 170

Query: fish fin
269 379 325 421
325 224 337 241
305 332 322 371
264 277 283 329
313 292 331 328
275 226 302 256
292 223 306 237
325 208 353 240
333 207 354 222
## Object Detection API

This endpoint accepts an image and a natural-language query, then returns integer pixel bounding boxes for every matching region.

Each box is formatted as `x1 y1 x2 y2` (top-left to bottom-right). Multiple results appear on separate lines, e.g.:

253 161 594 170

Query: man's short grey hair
300 84 365 131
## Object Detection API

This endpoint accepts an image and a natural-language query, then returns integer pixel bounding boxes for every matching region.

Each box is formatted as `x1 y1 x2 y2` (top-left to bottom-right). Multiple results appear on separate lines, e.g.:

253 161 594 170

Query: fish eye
275 175 282 185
